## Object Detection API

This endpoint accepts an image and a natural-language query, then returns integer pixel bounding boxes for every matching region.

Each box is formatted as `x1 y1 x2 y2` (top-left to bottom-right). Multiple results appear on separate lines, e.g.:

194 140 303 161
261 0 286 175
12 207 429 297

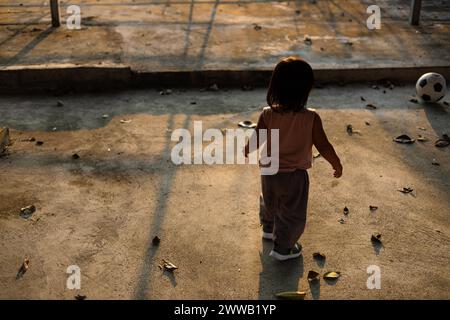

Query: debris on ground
207 84 219 92
160 259 178 272
56 100 64 107
369 205 378 211
16 258 30 279
323 271 340 280
253 23 262 31
398 187 414 194
307 270 320 282
72 153 80 160
343 207 349 215
365 121 371 126
435 134 450 148
313 252 326 261
360 96 366 101
409 98 419 103
20 205 36 219
338 218 345 224
0 127 10 154
75 294 87 300
120 119 132 124
371 233 382 244
393 135 415 144
432 159 440 166
365 103 377 110
190 101 197 105
304 36 312 45
238 120 257 129
159 89 172 95
152 236 161 246
417 135 428 142
275 291 306 300
347 124 361 135
36 141 44 146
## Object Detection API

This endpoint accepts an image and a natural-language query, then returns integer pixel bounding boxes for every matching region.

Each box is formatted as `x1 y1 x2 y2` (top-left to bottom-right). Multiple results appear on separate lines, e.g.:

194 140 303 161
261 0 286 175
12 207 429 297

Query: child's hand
333 164 343 178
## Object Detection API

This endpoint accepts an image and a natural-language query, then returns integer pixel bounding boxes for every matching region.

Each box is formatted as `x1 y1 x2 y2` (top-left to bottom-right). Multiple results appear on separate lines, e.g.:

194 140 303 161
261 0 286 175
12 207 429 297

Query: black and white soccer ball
416 72 447 103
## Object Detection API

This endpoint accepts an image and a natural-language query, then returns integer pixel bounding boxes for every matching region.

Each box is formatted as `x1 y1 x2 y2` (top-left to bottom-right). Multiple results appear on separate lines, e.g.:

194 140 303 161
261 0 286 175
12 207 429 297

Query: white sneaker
269 243 302 261
262 232 274 240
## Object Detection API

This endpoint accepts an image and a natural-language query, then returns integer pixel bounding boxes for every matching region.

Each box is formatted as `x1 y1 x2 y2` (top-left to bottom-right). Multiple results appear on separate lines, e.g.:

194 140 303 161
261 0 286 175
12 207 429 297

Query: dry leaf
313 252 326 260
394 135 415 144
238 121 257 129
371 233 382 244
307 270 320 281
323 271 340 280
16 258 30 279
162 259 178 272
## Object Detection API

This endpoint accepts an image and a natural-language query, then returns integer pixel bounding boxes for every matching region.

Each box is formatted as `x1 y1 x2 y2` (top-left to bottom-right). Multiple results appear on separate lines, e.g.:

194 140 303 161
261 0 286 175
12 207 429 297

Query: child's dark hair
266 57 314 112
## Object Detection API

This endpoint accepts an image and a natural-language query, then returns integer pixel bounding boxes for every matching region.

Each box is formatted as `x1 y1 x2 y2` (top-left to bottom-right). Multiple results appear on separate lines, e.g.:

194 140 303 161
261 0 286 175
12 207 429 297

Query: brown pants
260 170 309 251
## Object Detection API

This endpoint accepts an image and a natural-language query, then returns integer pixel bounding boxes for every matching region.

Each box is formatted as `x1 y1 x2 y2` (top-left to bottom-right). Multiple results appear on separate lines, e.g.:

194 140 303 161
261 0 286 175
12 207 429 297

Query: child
245 57 342 261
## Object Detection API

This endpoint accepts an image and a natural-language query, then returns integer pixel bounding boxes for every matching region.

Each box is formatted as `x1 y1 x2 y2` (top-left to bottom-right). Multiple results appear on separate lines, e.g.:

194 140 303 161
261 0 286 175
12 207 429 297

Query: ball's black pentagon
436 95 444 102
434 83 443 92
422 94 431 101
419 79 428 88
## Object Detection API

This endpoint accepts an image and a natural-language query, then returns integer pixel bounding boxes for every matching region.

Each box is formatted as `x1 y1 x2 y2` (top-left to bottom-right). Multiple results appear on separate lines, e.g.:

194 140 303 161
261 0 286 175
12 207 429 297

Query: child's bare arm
312 113 343 178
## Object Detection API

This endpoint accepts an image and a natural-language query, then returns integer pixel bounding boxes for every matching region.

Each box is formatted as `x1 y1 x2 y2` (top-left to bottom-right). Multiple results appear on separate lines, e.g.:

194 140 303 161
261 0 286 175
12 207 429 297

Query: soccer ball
416 73 447 103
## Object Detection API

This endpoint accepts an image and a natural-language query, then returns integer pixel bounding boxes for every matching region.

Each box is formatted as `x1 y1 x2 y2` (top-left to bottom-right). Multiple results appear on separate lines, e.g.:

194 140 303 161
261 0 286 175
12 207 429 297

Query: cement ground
0 84 449 299
1 0 450 72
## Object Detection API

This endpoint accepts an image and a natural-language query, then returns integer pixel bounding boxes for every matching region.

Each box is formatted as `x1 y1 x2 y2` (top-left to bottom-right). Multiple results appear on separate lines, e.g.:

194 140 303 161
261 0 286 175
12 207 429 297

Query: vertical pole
50 0 60 27
410 0 422 25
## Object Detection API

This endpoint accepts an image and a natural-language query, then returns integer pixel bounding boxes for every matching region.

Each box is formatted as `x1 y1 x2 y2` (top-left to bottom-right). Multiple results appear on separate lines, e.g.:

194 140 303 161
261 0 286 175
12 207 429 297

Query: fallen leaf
417 135 428 142
435 134 450 148
371 233 382 244
16 258 30 279
313 252 326 261
152 236 160 246
393 135 415 144
20 205 36 219
238 121 257 129
398 187 413 194
307 270 320 281
432 159 440 166
162 259 178 272
323 271 340 280
275 291 306 300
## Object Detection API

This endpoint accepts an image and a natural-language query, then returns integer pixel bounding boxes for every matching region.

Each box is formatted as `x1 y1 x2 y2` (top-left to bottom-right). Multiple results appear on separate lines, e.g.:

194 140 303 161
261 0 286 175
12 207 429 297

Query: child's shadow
258 240 304 300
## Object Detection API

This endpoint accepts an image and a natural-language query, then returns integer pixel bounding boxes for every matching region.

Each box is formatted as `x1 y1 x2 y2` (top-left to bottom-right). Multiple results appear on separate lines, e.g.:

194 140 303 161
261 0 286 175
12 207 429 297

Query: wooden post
410 0 422 25
50 0 60 27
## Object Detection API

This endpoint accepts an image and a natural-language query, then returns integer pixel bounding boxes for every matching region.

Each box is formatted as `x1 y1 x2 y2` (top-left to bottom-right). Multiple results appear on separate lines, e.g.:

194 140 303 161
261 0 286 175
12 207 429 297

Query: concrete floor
0 85 449 299
1 0 450 71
